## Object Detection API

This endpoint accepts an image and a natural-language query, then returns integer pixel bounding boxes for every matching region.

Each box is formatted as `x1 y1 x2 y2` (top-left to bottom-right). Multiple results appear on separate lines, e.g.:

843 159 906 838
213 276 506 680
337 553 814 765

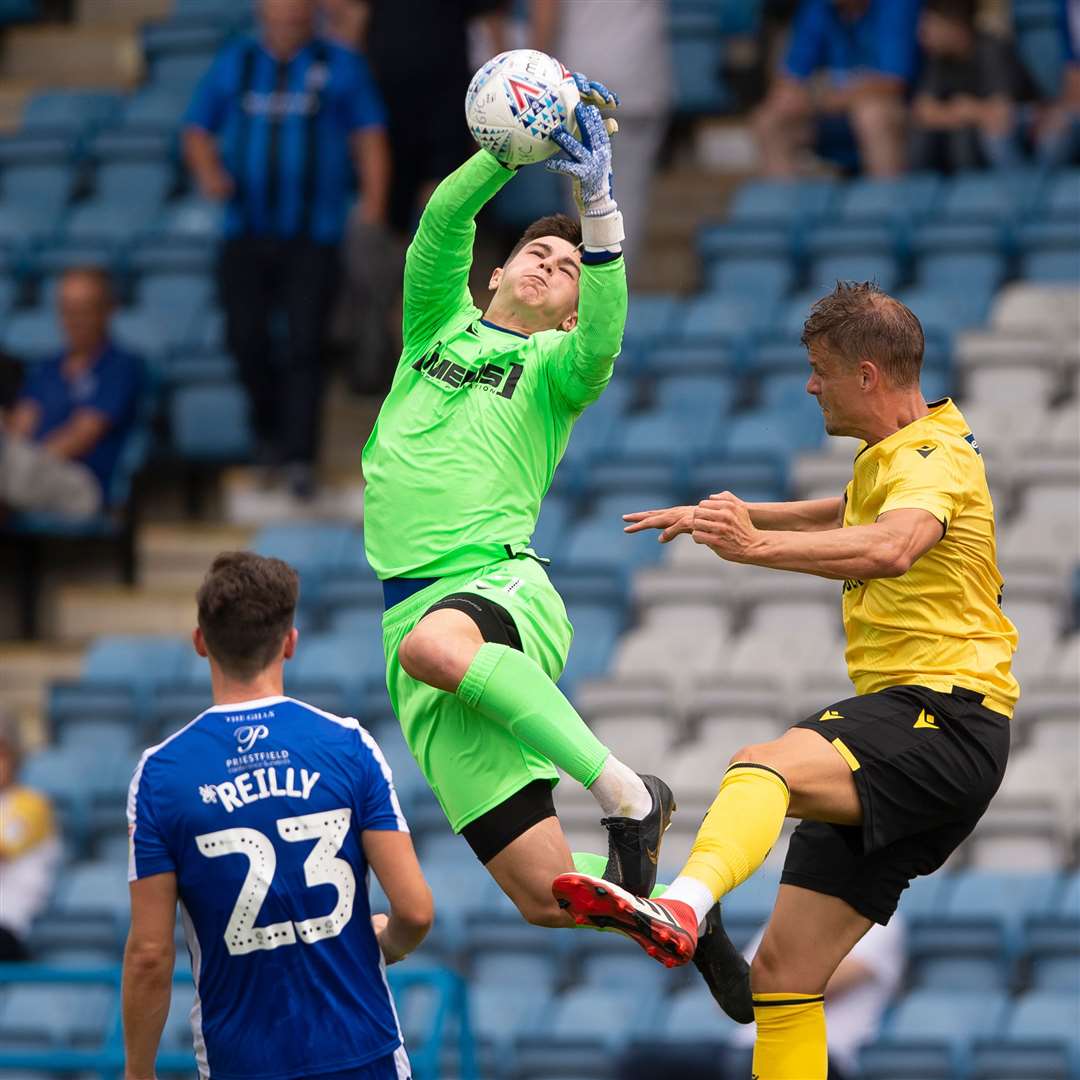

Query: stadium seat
1018 22 1067 97
611 603 732 682
1 306 61 359
727 178 836 227
836 172 943 223
806 252 899 293
0 983 115 1048
900 284 993 337
702 255 794 300
21 90 120 136
116 86 190 132
62 201 160 246
991 283 1080 338
1021 249 1080 283
660 983 743 1042
253 522 364 583
559 601 622 692
971 991 1080 1080
680 292 773 346
720 403 825 465
671 13 730 114
917 251 1006 293
150 51 217 91
936 170 1042 224
169 381 254 461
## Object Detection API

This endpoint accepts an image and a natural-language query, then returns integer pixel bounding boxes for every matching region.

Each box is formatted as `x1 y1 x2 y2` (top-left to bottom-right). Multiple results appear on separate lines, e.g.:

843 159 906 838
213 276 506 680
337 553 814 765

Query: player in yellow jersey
552 282 1019 1080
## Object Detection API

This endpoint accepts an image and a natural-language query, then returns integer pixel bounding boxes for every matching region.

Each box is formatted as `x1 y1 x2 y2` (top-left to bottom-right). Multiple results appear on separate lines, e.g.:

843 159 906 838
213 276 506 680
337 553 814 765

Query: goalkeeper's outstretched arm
545 99 628 409
402 151 516 356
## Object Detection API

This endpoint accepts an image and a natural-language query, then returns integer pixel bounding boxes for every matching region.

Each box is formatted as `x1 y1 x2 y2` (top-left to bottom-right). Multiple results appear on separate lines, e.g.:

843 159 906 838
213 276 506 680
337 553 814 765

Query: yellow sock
752 992 827 1080
679 762 790 901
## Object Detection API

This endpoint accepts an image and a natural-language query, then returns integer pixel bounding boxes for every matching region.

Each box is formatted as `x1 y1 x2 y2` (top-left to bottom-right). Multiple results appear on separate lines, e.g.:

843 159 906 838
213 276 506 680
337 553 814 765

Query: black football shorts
781 684 1011 924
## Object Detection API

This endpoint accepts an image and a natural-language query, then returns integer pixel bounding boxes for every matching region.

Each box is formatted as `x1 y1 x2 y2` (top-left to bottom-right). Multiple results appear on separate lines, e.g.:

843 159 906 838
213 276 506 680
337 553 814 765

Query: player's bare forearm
692 496 944 580
747 497 843 532
121 941 173 1078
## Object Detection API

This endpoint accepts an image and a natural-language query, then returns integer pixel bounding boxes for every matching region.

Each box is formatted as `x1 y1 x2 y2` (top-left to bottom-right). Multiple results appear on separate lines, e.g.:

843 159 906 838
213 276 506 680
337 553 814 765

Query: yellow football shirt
842 398 1019 716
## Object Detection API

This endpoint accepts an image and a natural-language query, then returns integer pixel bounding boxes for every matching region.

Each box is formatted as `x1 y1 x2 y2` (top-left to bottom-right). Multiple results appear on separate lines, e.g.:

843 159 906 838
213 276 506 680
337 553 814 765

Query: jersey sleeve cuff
581 249 623 265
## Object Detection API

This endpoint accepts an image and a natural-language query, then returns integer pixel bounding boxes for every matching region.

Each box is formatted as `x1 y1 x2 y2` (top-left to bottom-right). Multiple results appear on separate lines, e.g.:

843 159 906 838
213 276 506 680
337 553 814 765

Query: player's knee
730 741 781 770
750 936 785 991
518 894 570 929
398 625 455 687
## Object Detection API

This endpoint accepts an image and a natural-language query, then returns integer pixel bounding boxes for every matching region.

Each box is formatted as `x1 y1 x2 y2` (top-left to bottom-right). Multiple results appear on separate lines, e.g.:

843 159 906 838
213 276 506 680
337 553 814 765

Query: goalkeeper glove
571 72 619 109
546 102 624 252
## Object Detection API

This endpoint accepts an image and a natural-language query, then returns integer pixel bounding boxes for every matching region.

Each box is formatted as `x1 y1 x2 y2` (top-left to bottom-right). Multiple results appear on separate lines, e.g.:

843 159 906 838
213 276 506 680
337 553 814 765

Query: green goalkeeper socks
456 642 609 787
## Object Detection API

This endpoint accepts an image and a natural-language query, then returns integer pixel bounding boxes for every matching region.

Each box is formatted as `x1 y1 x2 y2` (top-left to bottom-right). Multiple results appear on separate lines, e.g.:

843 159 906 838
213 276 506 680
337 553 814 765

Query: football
465 49 581 167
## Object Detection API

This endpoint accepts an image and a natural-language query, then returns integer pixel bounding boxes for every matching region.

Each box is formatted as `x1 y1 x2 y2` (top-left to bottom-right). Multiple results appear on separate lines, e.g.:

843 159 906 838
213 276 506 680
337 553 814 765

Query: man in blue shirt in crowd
754 0 921 176
2 267 140 519
183 0 390 499
123 551 433 1080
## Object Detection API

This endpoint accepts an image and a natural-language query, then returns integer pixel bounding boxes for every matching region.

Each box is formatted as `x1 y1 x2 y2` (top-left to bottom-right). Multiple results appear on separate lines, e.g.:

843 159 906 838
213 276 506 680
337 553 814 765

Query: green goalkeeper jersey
362 150 628 580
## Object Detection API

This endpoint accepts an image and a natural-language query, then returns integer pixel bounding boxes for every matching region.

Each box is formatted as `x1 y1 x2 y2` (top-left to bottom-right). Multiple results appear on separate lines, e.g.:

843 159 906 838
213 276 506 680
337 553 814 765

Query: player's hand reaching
371 913 404 964
571 72 619 109
623 505 696 543
547 102 624 250
692 492 762 561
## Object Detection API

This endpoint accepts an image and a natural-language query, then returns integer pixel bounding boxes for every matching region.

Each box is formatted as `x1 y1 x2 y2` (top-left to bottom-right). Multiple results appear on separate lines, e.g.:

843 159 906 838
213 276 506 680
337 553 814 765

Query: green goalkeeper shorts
381 554 572 833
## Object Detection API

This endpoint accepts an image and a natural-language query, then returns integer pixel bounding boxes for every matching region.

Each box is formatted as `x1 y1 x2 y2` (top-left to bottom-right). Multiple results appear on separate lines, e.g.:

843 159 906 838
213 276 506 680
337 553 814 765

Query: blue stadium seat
836 173 943 223
159 982 196 1051
1021 250 1080 282
801 222 897 258
937 170 1043 224
745 339 807 373
671 14 730 114
909 220 1004 256
971 992 1080 1080
2 162 72 209
152 194 224 246
135 271 214 341
52 860 131 923
469 984 548 1055
117 86 189 132
611 408 724 461
698 222 791 262
760 371 813 410
655 374 737 421
0 201 57 248
150 51 216 91
62 201 159 245
689 456 787 503
702 256 794 300
641 343 735 378
163 347 234 385
719 403 824 467
21 90 120 136
583 459 680 503
287 633 377 711
58 718 135 753
95 161 174 209
727 179 836 227
84 635 189 694
471 947 560 995
169 381 254 461
916 251 1006 292
0 308 61 362
111 307 174 361
899 285 992 337
622 294 681 350
577 935 668 997
661 983 743 1042
680 293 772 346
326 606 383 645
531 495 569 556
253 522 364 583
0 983 115 1048
1042 169 1080 219
1016 218 1080 259
806 253 899 292
559 601 622 691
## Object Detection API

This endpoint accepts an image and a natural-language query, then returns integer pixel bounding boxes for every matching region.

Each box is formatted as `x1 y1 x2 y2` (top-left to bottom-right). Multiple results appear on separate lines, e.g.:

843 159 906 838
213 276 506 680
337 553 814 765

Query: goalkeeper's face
488 237 581 332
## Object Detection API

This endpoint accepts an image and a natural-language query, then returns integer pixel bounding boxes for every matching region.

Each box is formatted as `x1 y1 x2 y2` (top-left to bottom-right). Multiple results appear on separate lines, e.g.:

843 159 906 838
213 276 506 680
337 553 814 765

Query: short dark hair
505 213 582 264
196 552 299 679
924 0 977 23
801 281 924 387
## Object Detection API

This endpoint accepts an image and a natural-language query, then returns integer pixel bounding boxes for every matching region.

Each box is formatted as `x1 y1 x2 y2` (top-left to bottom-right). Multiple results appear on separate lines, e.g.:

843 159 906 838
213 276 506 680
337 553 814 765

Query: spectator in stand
0 707 61 960
910 0 1039 172
754 0 921 177
182 0 390 498
531 0 671 277
327 0 508 396
2 268 141 520
1037 0 1080 165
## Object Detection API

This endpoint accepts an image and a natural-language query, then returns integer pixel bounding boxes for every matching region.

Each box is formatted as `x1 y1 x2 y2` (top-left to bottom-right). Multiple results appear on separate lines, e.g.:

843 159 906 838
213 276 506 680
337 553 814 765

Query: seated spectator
1037 0 1080 165
1 268 141 520
754 0 921 177
0 706 61 960
910 0 1039 173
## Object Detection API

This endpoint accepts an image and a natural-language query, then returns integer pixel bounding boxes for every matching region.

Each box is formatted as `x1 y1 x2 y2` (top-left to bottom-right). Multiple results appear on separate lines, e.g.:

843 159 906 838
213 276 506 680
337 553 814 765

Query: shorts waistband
382 577 438 609
950 684 1012 718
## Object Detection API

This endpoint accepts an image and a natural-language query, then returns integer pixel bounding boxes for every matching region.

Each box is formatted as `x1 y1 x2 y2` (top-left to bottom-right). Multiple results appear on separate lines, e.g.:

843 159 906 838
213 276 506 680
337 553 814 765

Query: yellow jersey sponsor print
841 398 1019 715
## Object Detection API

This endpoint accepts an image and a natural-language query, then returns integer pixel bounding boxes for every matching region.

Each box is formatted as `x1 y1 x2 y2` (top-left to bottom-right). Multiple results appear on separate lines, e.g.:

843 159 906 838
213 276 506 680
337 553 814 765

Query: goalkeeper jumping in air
362 79 675 929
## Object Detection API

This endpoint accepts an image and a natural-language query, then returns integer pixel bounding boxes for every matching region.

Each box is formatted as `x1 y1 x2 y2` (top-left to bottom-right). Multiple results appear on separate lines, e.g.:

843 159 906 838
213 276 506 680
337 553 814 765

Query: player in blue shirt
754 0 921 177
123 552 433 1080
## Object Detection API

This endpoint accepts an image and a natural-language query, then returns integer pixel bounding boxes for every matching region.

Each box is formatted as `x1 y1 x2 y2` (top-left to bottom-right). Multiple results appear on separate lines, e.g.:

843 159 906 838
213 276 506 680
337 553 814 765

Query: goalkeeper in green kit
362 79 676 929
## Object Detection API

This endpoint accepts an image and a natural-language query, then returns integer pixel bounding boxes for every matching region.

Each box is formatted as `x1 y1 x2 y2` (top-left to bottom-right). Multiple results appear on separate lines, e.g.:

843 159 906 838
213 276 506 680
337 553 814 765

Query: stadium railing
0 964 478 1080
